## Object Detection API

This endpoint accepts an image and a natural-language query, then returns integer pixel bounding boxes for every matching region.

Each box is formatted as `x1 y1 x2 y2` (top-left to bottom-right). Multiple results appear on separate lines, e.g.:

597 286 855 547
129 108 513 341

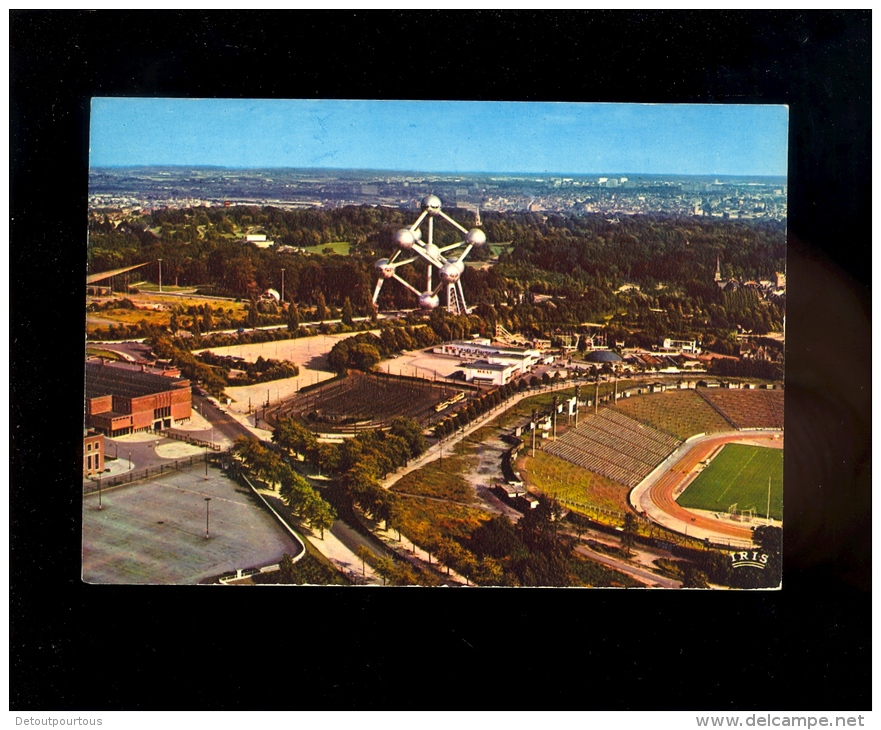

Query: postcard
84 99 786 588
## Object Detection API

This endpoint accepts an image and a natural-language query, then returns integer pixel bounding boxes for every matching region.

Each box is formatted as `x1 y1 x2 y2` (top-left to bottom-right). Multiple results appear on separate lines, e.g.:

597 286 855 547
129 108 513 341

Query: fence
166 429 222 451
83 452 226 493
555 496 625 522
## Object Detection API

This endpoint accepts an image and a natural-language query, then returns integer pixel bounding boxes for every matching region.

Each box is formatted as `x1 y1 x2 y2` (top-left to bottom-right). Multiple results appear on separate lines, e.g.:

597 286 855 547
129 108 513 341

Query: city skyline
90 99 788 177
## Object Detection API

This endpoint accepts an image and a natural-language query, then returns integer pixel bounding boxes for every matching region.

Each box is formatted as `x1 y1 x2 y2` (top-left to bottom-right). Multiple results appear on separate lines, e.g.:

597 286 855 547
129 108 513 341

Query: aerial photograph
84 99 786 588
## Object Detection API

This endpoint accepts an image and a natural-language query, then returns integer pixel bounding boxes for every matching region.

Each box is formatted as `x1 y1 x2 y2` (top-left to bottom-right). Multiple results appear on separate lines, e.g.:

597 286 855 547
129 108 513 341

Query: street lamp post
281 268 285 303
97 476 103 510
158 258 162 293
204 497 212 539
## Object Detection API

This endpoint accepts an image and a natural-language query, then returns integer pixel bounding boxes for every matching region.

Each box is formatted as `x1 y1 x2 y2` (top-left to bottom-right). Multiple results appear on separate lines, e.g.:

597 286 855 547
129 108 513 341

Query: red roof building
85 361 192 437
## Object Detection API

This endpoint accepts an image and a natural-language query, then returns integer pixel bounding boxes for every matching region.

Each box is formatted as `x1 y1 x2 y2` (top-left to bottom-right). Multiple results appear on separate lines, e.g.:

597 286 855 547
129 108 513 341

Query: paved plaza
82 464 301 584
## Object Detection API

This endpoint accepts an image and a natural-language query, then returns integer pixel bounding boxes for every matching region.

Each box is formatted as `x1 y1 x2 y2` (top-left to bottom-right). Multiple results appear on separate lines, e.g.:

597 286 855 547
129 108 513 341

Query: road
379 377 595 491
563 524 683 588
192 393 257 443
573 542 681 588
327 518 395 562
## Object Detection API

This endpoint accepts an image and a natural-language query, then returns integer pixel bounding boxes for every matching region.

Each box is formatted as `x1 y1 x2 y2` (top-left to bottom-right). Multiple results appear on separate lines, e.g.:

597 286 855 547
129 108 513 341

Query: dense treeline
149 336 299 396
231 437 336 538
90 204 783 300
709 358 783 380
196 351 299 385
272 415 427 547
463 502 639 587
492 211 785 289
326 312 488 373
89 204 785 353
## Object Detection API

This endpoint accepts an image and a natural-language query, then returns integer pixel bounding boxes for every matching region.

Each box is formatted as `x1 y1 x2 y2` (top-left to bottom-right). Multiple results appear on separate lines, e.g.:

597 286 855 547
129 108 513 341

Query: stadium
263 370 473 434
529 386 783 548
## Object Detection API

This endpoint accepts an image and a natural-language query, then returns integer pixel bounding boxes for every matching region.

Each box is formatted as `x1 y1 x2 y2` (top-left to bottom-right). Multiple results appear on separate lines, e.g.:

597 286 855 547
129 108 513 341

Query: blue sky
90 99 788 176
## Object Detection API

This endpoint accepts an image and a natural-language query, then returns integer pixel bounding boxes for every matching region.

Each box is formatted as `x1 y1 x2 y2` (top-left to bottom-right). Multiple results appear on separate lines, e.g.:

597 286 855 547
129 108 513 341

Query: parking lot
82 464 301 584
380 349 473 380
196 331 379 417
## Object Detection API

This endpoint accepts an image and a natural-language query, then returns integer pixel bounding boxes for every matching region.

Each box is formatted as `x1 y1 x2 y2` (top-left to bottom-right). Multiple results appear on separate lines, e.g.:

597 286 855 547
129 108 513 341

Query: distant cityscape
89 167 787 220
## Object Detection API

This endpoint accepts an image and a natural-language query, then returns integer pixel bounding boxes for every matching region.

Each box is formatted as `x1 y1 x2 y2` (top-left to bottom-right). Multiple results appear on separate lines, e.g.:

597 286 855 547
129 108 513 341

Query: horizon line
89 164 788 179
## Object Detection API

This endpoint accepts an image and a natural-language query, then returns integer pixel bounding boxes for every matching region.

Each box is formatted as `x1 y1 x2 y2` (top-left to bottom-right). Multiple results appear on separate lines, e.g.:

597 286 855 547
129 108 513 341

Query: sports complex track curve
631 430 783 547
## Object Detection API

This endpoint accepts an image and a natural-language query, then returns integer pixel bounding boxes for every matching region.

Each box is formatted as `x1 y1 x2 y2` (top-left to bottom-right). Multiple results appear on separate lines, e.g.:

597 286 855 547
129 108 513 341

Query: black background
10 11 871 710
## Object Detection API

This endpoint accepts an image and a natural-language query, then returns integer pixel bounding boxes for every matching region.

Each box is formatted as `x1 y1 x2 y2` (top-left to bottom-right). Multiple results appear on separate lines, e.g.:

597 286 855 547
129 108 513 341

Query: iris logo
730 550 769 569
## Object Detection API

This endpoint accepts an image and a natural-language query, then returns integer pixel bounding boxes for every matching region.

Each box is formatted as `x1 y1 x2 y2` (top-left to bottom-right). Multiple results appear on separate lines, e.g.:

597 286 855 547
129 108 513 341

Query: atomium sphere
394 229 416 250
424 242 441 261
421 194 442 215
465 228 487 246
412 227 423 242
418 292 440 310
375 258 395 279
440 263 462 284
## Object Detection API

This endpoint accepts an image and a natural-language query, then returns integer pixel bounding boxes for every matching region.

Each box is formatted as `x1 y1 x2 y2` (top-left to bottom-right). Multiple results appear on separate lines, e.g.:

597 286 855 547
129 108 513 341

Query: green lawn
490 244 513 257
85 347 123 360
301 241 351 255
677 443 783 520
390 455 477 503
135 283 200 293
516 449 630 515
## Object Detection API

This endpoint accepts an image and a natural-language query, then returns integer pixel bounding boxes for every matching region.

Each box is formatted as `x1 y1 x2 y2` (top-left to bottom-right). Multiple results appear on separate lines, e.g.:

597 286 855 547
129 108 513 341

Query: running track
635 431 783 544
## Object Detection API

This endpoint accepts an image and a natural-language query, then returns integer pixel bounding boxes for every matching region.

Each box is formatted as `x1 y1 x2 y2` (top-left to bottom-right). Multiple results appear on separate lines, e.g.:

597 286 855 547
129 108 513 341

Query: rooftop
463 360 514 372
585 350 623 363
85 361 190 400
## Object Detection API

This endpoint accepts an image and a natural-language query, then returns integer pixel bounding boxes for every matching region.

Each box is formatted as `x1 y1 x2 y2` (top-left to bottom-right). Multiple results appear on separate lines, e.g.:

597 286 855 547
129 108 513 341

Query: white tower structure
372 195 487 315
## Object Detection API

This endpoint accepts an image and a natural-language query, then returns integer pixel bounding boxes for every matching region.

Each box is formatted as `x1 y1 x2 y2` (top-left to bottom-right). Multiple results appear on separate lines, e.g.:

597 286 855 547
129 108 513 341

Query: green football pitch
677 443 783 521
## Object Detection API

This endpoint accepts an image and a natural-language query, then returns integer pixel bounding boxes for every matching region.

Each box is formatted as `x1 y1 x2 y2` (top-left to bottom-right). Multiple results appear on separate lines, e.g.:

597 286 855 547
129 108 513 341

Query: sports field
676 443 783 520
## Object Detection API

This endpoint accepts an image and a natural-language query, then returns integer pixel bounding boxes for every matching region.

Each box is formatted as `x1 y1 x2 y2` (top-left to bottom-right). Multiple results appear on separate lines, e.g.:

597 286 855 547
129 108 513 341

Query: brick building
83 429 105 477
85 361 192 437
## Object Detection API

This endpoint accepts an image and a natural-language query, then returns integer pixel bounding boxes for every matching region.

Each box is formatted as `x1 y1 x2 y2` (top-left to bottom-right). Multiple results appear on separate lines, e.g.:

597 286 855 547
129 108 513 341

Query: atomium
372 196 487 314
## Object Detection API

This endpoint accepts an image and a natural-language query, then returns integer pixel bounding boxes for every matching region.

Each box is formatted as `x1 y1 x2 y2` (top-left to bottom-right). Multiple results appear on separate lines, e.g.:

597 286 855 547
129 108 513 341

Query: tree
278 468 313 512
621 512 639 556
287 302 300 332
474 557 505 586
389 417 427 459
278 553 299 583
355 545 373 578
247 298 259 328
349 342 381 371
434 538 463 576
273 418 315 460
341 296 355 327
750 524 782 588
371 489 396 529
315 291 328 321
302 492 336 539
310 442 340 475
374 556 395 586
681 565 710 589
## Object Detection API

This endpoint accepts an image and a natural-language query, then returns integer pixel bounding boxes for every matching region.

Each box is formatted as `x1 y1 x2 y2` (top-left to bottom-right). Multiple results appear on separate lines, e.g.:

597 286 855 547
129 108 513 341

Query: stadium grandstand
697 388 784 430
543 409 681 489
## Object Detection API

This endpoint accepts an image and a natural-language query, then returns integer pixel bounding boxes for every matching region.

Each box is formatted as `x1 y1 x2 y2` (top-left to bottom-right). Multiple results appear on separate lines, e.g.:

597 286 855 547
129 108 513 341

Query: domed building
585 349 623 364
